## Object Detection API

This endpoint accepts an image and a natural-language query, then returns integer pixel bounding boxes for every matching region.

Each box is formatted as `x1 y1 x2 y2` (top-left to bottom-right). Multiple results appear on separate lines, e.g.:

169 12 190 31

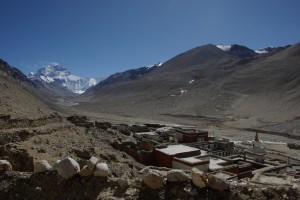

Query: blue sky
0 0 299 78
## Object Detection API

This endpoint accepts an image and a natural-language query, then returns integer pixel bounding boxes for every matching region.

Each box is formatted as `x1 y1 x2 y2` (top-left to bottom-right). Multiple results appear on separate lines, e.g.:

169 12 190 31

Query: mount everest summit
28 65 101 94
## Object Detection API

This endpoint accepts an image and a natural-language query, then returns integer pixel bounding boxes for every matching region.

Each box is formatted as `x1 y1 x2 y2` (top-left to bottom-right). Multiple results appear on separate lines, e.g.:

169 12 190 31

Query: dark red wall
154 149 173 168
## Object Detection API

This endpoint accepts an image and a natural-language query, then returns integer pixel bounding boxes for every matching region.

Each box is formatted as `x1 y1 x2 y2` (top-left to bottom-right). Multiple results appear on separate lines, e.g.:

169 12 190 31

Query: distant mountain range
28 65 102 94
1 42 299 133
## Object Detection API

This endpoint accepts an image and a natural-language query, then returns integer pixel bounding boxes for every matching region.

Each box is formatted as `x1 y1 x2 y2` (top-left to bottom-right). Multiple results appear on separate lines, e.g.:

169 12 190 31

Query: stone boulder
34 160 52 173
207 174 229 191
52 160 61 171
142 169 164 189
191 167 207 188
0 160 12 171
87 156 99 172
54 157 80 179
94 163 110 177
167 169 190 182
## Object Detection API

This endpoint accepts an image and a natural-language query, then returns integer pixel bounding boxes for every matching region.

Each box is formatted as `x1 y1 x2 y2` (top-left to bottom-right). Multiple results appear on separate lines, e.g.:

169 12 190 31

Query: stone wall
287 143 300 150
0 114 63 130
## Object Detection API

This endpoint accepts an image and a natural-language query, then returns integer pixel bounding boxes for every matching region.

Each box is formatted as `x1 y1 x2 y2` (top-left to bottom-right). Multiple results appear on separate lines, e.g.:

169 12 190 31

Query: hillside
0 60 56 119
84 64 160 95
76 43 300 131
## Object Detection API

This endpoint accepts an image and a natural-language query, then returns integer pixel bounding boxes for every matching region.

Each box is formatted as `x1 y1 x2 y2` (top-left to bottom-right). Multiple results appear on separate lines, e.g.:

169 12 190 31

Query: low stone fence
287 143 300 150
0 113 63 130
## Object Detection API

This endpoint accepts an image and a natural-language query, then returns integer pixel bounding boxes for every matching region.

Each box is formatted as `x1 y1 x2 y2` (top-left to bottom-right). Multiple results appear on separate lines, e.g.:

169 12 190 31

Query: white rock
87 156 99 172
0 160 12 171
167 169 190 182
143 169 164 189
54 157 80 179
94 163 109 177
191 168 207 188
80 165 93 176
34 160 52 173
52 160 61 171
207 174 229 191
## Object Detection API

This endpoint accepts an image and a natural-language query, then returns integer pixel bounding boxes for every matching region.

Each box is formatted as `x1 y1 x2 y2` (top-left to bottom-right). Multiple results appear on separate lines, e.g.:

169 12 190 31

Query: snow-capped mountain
28 65 100 94
216 44 290 56
216 44 256 58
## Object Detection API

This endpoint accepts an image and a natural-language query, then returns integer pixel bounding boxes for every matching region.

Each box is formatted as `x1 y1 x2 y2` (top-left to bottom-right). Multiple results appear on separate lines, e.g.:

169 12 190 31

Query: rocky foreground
0 114 299 200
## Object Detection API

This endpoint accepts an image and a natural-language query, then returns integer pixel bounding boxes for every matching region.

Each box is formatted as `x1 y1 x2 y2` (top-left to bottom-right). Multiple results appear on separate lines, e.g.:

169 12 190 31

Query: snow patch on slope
216 45 232 51
255 49 268 54
146 62 163 69
180 89 187 94
39 75 54 83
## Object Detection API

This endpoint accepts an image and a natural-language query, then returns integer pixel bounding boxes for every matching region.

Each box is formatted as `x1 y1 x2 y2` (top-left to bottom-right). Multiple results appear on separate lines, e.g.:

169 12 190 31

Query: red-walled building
176 129 209 143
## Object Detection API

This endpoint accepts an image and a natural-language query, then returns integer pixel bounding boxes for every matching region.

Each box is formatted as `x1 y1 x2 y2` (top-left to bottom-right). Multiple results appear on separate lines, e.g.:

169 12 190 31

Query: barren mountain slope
0 60 55 118
77 45 242 116
76 43 300 131
219 43 300 128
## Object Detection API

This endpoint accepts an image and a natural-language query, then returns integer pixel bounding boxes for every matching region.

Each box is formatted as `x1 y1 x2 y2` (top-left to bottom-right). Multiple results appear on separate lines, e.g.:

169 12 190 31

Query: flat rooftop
156 144 200 156
209 157 229 170
211 171 237 180
174 155 210 164
134 132 158 136
156 127 174 132
200 150 207 155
